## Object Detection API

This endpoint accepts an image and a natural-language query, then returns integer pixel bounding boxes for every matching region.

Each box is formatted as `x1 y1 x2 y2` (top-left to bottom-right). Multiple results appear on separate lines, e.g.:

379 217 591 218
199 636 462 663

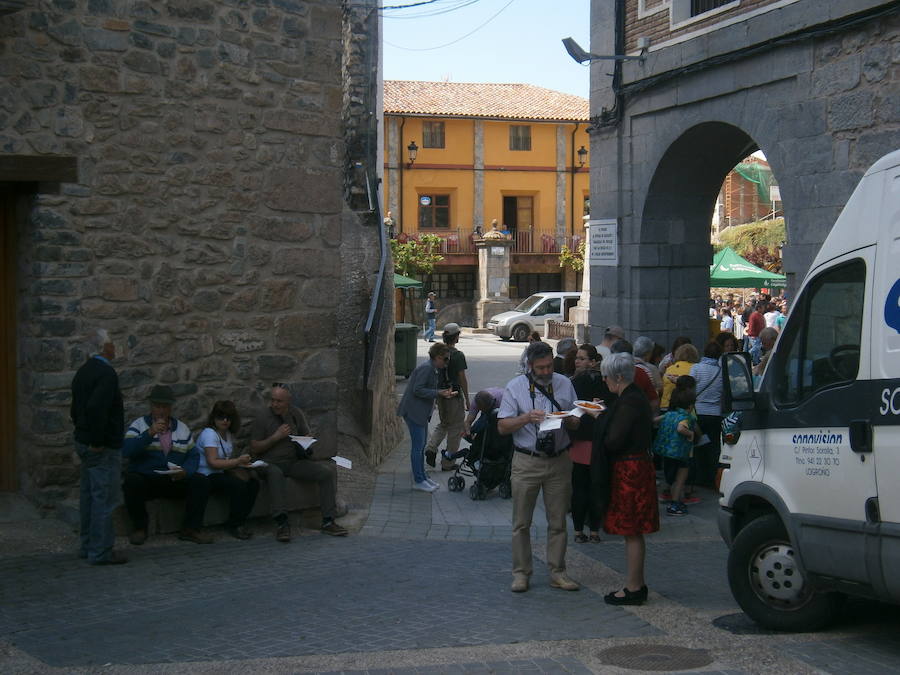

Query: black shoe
604 586 648 605
90 551 128 565
425 449 436 468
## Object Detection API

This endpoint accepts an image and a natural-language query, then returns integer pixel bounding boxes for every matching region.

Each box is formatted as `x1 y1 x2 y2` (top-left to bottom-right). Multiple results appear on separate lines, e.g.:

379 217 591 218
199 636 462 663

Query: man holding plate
498 341 581 593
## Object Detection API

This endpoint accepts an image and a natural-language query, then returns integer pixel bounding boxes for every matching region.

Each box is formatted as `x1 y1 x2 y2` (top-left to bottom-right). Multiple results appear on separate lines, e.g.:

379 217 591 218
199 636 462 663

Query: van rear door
758 250 877 585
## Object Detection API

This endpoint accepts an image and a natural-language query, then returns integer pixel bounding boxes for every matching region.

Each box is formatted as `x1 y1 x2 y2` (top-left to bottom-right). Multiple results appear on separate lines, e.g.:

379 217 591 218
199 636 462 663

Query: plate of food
547 411 570 418
574 400 606 412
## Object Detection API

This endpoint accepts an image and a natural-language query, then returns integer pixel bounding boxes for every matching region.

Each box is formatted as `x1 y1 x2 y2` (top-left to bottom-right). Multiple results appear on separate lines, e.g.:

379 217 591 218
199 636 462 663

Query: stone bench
112 467 327 535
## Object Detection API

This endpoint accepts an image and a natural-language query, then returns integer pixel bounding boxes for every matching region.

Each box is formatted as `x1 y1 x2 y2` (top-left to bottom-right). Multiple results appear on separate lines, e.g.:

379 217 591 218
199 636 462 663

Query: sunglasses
215 414 231 421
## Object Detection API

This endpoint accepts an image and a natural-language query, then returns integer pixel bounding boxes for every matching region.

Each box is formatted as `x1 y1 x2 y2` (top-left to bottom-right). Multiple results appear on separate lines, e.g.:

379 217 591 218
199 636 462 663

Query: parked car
487 292 580 342
718 147 900 632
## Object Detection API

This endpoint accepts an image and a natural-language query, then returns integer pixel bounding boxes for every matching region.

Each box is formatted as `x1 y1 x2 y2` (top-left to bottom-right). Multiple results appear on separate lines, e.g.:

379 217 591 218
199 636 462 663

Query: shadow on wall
435 302 475 332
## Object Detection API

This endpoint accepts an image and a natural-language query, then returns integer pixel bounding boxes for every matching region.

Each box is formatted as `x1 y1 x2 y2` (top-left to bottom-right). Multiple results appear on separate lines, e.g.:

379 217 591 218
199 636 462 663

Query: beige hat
605 325 626 339
443 322 461 336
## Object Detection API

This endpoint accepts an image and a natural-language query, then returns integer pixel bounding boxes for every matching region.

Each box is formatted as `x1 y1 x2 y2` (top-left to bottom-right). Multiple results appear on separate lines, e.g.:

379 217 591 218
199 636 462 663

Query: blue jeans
424 316 436 341
405 417 428 483
76 441 120 563
748 336 762 365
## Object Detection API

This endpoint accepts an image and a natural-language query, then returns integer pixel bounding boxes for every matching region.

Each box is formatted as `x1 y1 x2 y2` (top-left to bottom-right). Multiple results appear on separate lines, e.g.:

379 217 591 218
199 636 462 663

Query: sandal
589 533 601 543
574 532 589 543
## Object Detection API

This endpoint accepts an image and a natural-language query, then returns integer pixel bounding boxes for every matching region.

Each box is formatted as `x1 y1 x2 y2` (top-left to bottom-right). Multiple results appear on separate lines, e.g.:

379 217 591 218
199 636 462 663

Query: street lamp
406 140 418 169
561 37 647 64
577 145 588 168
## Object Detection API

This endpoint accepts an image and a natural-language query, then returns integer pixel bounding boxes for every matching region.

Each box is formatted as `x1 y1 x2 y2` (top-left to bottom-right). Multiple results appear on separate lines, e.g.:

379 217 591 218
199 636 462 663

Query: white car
487 292 580 342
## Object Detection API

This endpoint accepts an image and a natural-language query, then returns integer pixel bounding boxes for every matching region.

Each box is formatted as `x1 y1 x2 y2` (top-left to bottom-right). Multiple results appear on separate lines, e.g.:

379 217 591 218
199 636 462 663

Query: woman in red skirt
586 351 659 605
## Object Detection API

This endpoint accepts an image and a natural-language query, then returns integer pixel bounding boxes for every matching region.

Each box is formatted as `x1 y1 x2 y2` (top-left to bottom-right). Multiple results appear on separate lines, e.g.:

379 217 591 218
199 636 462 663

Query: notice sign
588 219 618 266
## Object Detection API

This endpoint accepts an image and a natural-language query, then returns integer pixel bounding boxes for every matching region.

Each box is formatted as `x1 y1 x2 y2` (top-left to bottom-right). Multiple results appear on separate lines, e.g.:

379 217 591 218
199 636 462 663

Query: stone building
585 0 900 348
0 1 398 515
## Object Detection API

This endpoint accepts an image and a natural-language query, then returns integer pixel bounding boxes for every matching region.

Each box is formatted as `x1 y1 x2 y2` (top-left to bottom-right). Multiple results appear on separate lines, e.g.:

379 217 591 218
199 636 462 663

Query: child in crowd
652 376 698 516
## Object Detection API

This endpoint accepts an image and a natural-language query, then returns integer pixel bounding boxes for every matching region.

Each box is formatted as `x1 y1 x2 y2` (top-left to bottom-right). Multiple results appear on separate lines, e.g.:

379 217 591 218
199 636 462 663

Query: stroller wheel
456 476 465 491
499 482 512 499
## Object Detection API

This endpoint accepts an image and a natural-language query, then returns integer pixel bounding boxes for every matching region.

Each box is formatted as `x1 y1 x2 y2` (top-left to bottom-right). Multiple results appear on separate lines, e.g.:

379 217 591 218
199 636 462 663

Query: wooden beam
0 155 78 183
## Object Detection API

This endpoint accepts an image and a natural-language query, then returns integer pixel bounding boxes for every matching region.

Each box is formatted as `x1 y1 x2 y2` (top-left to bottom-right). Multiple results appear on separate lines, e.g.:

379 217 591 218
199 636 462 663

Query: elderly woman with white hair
585 352 658 605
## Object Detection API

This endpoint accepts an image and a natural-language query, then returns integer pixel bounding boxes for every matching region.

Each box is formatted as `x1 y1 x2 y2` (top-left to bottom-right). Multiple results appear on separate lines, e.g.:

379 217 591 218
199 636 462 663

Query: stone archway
637 122 761 348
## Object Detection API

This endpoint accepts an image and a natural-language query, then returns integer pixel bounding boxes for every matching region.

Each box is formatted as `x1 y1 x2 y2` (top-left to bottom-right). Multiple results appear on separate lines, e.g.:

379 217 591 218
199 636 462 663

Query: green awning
393 273 423 288
710 247 786 288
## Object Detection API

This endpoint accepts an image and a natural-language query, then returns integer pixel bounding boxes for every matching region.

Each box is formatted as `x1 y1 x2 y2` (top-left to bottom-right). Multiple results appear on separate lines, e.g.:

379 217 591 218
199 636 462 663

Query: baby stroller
446 409 513 500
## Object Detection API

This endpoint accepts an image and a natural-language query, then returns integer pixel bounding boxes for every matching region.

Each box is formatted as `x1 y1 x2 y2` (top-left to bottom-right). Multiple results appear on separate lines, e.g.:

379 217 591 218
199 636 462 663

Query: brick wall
624 0 782 52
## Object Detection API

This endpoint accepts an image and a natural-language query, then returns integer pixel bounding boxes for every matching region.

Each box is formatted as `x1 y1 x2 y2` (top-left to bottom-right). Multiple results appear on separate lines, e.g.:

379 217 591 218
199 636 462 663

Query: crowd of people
398 307 774 605
71 329 349 566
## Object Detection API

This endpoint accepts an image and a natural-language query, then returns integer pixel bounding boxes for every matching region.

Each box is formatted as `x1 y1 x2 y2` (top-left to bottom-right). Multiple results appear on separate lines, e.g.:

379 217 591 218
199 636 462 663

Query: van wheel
511 324 530 342
727 514 842 632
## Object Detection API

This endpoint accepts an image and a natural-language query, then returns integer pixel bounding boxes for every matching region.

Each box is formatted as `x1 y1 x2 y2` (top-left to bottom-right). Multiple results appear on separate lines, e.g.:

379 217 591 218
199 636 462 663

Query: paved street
2 332 900 673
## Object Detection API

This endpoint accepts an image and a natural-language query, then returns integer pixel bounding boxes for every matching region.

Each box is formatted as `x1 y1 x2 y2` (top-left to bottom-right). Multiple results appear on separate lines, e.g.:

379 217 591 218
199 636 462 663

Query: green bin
395 323 419 377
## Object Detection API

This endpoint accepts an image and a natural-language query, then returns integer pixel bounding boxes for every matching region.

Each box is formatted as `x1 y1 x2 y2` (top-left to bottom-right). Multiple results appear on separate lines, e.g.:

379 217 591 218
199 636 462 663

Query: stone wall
1 0 396 509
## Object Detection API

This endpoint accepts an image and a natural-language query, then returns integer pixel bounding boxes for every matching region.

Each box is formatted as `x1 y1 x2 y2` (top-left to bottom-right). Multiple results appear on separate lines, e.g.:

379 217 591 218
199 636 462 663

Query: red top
633 367 659 403
747 311 765 337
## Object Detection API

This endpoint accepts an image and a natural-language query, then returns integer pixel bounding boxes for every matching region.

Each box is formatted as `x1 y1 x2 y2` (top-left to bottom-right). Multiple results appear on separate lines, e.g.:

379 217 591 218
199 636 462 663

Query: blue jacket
122 415 200 476
397 359 442 426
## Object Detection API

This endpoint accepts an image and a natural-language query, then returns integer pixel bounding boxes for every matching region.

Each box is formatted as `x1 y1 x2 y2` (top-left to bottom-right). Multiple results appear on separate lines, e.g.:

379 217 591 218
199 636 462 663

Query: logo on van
886 278 900 334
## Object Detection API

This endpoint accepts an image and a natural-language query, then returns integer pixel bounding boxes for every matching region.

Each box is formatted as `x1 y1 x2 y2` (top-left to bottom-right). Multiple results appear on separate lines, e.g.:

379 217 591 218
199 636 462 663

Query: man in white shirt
499 342 581 593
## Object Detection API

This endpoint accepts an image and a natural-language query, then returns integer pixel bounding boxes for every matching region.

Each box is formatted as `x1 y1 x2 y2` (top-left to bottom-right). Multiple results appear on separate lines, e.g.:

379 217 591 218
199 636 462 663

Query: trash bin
395 323 419 378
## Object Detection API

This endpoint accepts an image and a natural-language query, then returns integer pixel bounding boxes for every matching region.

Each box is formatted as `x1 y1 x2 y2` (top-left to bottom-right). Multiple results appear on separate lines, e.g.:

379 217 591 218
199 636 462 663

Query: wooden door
0 186 16 490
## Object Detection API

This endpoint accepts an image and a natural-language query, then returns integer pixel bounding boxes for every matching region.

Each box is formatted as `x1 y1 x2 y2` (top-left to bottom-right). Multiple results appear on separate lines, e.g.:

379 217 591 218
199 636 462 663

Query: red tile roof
384 80 589 122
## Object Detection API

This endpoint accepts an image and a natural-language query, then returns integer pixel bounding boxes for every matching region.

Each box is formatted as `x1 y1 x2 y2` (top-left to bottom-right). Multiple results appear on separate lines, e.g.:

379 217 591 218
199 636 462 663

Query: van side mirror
722 352 755 412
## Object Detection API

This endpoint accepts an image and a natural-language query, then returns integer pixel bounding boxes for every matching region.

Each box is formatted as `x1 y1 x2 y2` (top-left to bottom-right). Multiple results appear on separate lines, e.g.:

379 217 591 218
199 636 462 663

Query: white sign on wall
588 219 618 266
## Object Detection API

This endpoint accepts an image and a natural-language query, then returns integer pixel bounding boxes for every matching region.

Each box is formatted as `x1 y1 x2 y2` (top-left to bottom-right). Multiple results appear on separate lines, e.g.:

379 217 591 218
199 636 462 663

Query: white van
487 291 581 341
718 148 900 631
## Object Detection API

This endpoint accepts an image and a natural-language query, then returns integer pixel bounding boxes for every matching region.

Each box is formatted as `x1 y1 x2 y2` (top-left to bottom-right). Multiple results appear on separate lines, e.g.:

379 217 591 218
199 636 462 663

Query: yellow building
383 81 590 301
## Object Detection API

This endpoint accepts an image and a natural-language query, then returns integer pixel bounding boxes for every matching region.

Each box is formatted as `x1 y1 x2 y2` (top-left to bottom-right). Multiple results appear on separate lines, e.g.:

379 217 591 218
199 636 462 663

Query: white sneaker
425 478 441 490
413 480 437 493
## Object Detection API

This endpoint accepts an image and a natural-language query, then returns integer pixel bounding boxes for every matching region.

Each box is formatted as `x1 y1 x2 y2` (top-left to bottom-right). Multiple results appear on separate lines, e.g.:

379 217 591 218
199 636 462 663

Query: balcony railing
394 229 583 256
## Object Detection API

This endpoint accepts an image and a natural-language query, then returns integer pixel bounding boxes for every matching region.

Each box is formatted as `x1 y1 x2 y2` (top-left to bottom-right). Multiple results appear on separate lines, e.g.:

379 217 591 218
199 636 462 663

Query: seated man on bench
122 385 211 545
250 383 348 542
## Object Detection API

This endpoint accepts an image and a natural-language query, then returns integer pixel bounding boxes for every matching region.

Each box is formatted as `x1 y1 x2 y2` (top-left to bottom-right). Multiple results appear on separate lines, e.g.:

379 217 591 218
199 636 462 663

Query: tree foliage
390 233 445 277
716 218 786 273
558 240 586 273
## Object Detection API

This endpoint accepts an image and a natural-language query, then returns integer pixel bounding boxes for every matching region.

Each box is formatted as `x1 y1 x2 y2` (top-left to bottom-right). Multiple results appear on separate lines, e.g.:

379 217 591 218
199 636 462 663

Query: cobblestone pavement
3 335 900 673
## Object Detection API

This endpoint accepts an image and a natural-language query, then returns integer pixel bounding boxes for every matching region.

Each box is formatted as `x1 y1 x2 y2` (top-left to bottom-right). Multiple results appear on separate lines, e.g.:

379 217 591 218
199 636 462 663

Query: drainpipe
398 117 406 233
570 121 580 237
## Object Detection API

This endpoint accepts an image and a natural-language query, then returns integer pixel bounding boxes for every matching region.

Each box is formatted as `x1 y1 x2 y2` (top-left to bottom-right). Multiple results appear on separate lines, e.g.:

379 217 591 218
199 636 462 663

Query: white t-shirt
196 427 232 476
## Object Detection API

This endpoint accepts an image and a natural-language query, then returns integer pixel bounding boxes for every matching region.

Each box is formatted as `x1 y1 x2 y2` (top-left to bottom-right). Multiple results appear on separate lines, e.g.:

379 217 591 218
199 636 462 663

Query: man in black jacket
70 329 127 565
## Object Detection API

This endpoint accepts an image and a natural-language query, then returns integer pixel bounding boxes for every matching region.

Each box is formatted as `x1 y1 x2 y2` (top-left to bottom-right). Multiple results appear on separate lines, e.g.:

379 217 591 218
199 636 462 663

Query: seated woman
196 401 259 539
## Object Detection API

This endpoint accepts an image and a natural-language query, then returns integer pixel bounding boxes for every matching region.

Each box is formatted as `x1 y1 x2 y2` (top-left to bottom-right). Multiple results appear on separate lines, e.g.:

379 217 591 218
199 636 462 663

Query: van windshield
514 295 543 313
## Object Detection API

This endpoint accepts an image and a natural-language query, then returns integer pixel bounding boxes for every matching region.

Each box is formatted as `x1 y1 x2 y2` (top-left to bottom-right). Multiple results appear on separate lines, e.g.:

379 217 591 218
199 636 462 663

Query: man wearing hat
424 322 469 472
597 325 626 360
121 385 211 545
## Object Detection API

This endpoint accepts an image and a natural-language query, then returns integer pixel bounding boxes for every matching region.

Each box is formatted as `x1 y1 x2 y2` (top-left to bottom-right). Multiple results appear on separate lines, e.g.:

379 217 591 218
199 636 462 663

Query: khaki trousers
424 394 465 456
510 450 572 578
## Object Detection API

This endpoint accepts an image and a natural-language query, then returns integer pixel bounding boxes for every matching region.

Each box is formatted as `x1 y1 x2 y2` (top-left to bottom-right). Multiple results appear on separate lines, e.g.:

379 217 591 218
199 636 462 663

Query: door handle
849 419 871 453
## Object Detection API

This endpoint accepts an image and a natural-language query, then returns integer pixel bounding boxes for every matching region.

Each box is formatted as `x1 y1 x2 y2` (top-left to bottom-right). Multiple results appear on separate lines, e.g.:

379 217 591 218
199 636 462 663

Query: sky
381 0 591 99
